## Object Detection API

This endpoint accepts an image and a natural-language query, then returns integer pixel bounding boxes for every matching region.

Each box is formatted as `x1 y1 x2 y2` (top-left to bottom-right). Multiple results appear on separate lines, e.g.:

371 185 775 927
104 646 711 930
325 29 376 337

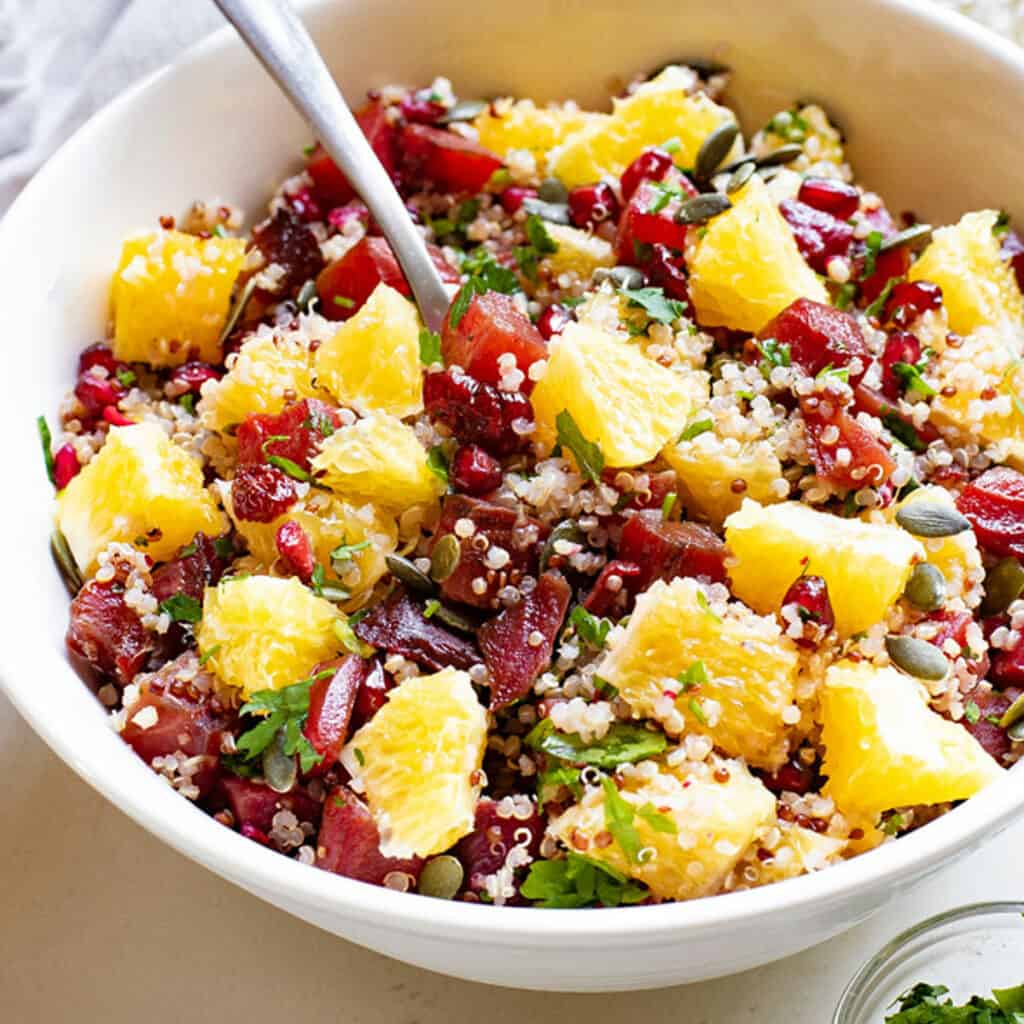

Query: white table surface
4 1 1024 1020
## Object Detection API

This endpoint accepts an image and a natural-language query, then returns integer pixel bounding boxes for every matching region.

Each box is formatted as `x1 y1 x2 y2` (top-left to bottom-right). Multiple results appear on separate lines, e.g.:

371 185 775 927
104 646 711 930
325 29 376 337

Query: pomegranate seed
400 92 446 124
500 187 538 214
760 759 817 795
781 574 835 646
275 520 317 581
78 343 120 376
568 182 620 229
883 280 943 327
1001 228 1024 292
620 147 674 200
240 823 272 846
647 244 691 305
75 374 125 417
168 360 221 396
53 443 81 490
880 330 922 400
796 178 860 221
779 199 854 274
450 444 503 495
231 463 299 522
102 406 134 427
535 303 573 340
289 186 322 223
327 201 370 232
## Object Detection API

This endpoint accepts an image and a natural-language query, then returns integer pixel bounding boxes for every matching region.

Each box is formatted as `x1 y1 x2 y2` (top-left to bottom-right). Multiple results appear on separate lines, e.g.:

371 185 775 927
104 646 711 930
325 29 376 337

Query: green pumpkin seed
51 530 83 595
218 274 258 347
433 604 477 634
726 161 756 194
879 223 933 254
417 854 465 900
753 143 804 168
593 265 645 290
1008 718 1024 743
999 691 1024 731
894 502 971 538
439 99 489 124
674 193 732 225
262 729 297 794
295 279 318 314
904 563 947 612
538 178 569 204
981 557 1024 617
385 554 436 596
885 634 949 681
521 197 570 224
539 518 585 573
430 534 462 582
695 122 740 181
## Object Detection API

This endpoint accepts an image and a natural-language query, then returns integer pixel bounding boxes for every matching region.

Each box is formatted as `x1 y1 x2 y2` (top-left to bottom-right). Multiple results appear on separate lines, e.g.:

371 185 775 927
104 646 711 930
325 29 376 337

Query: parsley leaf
520 853 648 908
696 590 722 623
555 410 605 482
884 981 1024 1022
418 328 442 366
882 409 927 452
619 286 688 325
758 338 792 372
536 761 583 804
862 230 884 278
636 802 677 834
964 699 981 725
864 276 903 319
568 605 612 649
892 351 937 399
525 213 558 255
37 415 55 486
450 248 521 325
679 418 713 443
677 659 708 691
815 363 850 385
426 444 451 487
333 616 374 657
158 593 203 624
601 776 642 862
525 719 667 769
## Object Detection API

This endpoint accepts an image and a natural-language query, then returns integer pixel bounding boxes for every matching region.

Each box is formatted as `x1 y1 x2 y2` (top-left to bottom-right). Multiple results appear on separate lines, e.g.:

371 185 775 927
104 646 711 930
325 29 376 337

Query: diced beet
535 303 574 340
880 330 922 401
103 406 134 427
990 643 1024 687
351 660 394 730
151 533 228 606
500 187 538 214
316 236 458 321
959 685 1021 762
851 382 941 450
618 514 726 591
568 182 620 229
1001 229 1024 292
583 560 643 616
647 243 691 306
780 574 835 647
455 796 544 902
53 443 81 490
303 655 367 771
620 147 676 201
884 280 943 328
431 495 548 609
801 395 895 490
230 463 299 523
276 520 316 582
450 444 503 496
78 343 121 377
220 775 322 835
858 245 910 305
479 571 570 709
400 90 446 124
249 208 325 298
121 652 230 799
797 178 860 221
67 579 153 684
958 467 1024 559
757 298 871 384
779 199 854 274
168 360 221 397
423 368 533 456
75 373 124 418
616 172 696 263
306 100 399 207
759 758 818 795
236 397 341 472
354 590 479 670
441 290 547 388
317 786 422 884
400 123 503 193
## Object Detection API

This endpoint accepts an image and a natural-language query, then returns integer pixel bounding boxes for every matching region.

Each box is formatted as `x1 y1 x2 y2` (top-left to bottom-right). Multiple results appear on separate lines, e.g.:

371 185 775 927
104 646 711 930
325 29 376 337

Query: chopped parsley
834 281 859 310
536 761 583 804
880 811 907 837
620 286 688 326
758 338 791 373
332 295 355 309
864 276 903 320
261 436 310 481
601 776 642 862
766 108 809 143
418 329 442 366
661 492 677 520
198 644 221 666
892 349 937 399
158 593 203 624
449 248 520 327
635 802 677 834
678 418 714 443
688 697 708 725
885 982 1024 1022
514 213 560 282
568 605 613 649
426 443 451 487
525 718 667 769
555 410 605 482
520 853 648 908
333 615 374 657
964 700 981 725
423 598 441 619
815 363 850 385
677 659 709 692
882 409 927 452
696 590 722 623
862 230 884 278
302 407 335 437
116 368 136 388
180 393 196 415
37 415 55 486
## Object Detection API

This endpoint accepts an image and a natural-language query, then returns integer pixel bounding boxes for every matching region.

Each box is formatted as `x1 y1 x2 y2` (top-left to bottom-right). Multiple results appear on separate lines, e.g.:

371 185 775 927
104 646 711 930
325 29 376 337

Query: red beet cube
646 244 691 307
618 514 726 591
616 172 697 263
884 280 943 328
67 579 153 684
568 182 620 229
151 533 228 606
780 198 854 274
801 396 895 490
958 467 1024 559
583 560 643 617
351 660 395 730
959 684 1021 763
220 775 322 834
303 655 367 771
400 123 503 193
859 245 910 305
455 797 544 902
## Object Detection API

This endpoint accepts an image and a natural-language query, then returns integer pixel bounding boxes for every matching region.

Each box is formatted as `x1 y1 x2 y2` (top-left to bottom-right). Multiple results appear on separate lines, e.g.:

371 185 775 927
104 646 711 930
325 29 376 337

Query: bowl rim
5 0 1024 945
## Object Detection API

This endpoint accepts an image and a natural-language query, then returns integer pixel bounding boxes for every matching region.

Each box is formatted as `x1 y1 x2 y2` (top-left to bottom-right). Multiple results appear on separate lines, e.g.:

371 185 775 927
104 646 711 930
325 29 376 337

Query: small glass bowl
833 902 1024 1024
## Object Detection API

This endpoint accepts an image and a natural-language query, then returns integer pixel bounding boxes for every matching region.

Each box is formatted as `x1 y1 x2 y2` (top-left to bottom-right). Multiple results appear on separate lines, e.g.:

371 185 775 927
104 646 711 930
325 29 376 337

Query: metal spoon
212 0 451 332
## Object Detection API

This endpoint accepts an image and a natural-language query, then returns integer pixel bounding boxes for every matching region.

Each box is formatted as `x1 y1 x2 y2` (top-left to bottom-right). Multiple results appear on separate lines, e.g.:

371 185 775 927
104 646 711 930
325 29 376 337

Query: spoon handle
213 0 452 332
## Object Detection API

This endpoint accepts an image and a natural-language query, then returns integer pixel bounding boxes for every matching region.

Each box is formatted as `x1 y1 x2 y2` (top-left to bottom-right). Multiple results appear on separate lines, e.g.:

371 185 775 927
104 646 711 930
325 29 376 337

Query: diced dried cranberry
288 186 322 223
400 90 446 124
75 373 124 418
431 495 549 609
151 533 228 607
250 208 325 298
303 655 367 772
781 574 835 647
884 280 943 328
880 330 922 401
168 360 221 398
317 786 422 884
441 291 547 389
958 685 1021 763
78 343 120 377
568 182 620 229
275 520 316 582
958 467 1024 559
455 797 544 902
423 368 533 456
120 652 230 799
231 463 298 522
759 758 818 795
616 173 695 262
354 590 479 670
351 660 394 730
757 298 871 385
535 303 574 340
67 579 153 684
317 236 458 320
647 243 691 306
236 398 341 471
400 123 503 193
800 396 895 490
858 245 910 305
500 186 538 214
797 178 860 221
451 444 503 496
53 443 80 490
780 199 854 274
620 147 675 201
480 571 571 709
583 559 643 617
618 514 726 591
220 775 322 834
327 200 370 232
1001 229 1024 292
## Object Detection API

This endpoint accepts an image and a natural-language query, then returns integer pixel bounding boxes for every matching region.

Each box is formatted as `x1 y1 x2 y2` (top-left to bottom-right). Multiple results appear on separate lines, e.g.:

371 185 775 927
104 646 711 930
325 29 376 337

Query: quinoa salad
41 63 1024 908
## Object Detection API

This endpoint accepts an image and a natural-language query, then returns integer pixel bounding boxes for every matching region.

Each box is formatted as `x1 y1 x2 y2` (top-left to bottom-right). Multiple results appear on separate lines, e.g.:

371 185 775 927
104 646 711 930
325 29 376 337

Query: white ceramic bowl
4 0 1024 993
